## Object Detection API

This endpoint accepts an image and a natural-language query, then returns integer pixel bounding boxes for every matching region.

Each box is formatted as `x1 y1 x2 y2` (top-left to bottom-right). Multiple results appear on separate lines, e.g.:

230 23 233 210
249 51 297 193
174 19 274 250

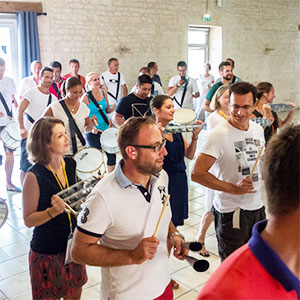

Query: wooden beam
0 1 43 13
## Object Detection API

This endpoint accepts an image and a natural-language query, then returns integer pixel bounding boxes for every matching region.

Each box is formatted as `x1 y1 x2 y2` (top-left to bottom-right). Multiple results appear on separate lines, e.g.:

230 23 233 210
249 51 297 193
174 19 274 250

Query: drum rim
73 147 104 173
173 108 196 125
0 129 19 150
0 198 9 229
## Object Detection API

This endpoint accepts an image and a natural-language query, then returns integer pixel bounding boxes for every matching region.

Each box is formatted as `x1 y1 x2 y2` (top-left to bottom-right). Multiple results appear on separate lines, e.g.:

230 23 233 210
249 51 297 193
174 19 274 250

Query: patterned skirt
29 249 88 299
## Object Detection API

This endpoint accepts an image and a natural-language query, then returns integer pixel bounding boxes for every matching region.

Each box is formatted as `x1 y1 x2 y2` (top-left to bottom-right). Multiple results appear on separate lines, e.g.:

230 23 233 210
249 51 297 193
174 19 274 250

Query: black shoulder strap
180 78 189 107
51 82 62 99
151 82 155 96
47 94 52 106
0 92 12 117
253 110 262 118
87 91 109 125
115 72 121 101
59 100 86 154
25 94 52 124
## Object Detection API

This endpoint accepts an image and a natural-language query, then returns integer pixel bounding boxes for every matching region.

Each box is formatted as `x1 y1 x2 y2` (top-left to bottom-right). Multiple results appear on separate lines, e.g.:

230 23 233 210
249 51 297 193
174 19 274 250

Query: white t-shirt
168 75 199 110
100 71 126 105
0 76 16 126
130 81 164 97
23 87 57 131
77 165 171 300
199 74 214 101
206 110 227 130
200 120 265 213
49 101 89 155
17 76 38 98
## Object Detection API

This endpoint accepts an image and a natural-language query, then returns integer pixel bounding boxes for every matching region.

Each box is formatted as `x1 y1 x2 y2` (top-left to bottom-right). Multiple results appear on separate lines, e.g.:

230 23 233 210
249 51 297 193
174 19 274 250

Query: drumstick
153 194 170 237
249 146 264 179
64 202 77 216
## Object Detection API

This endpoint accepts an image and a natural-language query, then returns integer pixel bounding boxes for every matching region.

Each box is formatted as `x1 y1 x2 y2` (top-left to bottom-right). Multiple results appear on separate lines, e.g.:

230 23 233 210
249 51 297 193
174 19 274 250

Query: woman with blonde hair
81 72 116 172
196 84 230 257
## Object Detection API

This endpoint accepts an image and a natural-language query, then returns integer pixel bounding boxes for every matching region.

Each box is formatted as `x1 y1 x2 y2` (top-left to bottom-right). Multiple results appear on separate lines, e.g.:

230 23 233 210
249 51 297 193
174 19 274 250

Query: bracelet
192 137 198 141
170 231 185 241
46 207 54 219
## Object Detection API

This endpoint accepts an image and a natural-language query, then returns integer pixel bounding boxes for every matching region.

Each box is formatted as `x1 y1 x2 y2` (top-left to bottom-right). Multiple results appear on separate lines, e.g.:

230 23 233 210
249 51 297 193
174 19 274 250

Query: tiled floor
0 109 299 299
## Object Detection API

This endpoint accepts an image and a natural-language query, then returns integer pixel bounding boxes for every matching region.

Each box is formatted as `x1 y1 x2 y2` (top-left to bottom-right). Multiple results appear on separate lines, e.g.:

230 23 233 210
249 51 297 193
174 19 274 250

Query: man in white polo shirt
168 61 199 110
18 66 57 183
72 117 188 300
192 82 266 261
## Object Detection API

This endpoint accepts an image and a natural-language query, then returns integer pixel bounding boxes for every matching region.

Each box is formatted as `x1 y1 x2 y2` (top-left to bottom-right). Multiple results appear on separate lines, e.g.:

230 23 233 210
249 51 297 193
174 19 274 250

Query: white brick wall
20 0 300 104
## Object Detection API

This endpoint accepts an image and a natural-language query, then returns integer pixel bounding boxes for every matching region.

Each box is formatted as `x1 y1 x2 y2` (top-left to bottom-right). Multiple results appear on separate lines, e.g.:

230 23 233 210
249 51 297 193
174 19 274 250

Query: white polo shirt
100 71 126 105
168 75 199 110
200 120 265 213
23 87 57 131
77 161 171 300
0 76 16 126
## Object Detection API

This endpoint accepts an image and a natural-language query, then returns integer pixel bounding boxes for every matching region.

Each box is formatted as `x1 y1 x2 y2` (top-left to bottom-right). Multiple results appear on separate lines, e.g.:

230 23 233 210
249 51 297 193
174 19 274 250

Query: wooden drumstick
249 146 264 179
153 194 170 237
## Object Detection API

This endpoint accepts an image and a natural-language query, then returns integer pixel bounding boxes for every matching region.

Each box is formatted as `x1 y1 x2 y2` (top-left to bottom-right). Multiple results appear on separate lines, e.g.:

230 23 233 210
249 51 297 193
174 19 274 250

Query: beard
223 74 233 81
135 155 163 176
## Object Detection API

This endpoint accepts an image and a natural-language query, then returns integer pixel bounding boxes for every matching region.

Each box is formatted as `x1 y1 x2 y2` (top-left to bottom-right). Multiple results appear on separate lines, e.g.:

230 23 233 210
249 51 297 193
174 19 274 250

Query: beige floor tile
194 282 206 293
17 227 33 240
6 218 26 231
2 241 30 259
188 190 202 201
0 224 15 235
84 265 101 288
0 249 10 263
0 232 27 248
175 289 199 299
0 260 24 280
0 272 30 299
180 226 198 242
14 255 29 271
191 206 205 217
173 281 193 299
184 212 201 227
169 255 189 274
0 290 7 300
189 202 203 213
204 235 219 256
7 289 32 300
81 286 100 300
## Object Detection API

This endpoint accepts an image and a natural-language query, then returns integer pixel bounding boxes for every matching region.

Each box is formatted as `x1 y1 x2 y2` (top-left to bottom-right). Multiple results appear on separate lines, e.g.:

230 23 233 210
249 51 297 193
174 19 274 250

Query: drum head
100 128 119 150
0 198 8 229
73 147 103 173
173 108 196 125
6 121 21 141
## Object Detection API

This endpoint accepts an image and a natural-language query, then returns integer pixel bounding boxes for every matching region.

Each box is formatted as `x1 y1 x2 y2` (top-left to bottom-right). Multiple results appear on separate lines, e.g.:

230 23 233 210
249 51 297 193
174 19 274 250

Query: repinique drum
0 121 20 150
172 108 196 125
100 128 119 154
73 147 104 180
0 198 8 229
270 103 293 113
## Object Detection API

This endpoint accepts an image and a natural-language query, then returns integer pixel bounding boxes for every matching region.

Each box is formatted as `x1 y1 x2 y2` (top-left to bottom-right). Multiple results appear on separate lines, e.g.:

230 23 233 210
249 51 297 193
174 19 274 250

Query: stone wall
17 0 300 103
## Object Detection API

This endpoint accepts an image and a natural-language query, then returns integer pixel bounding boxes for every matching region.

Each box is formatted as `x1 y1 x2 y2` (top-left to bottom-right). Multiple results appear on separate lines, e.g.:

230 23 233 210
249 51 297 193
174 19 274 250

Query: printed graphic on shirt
131 103 150 117
234 138 262 181
158 186 167 205
81 207 90 224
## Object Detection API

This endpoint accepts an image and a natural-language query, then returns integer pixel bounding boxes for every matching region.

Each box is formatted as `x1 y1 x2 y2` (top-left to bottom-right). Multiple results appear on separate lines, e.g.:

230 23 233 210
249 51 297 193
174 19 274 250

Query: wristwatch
170 231 185 241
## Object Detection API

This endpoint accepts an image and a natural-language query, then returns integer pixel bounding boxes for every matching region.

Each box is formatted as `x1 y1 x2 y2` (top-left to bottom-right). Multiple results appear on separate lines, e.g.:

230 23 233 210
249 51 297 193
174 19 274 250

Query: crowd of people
0 55 298 299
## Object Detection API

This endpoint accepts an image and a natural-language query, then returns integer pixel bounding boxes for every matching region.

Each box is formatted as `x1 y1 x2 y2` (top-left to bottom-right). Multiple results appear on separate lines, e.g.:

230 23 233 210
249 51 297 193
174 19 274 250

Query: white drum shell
0 121 20 150
100 128 119 154
173 108 196 125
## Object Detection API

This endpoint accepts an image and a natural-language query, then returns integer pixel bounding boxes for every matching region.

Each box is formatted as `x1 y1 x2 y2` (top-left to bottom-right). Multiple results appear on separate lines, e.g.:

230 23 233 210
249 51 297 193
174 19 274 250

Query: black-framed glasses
130 139 166 152
230 104 253 111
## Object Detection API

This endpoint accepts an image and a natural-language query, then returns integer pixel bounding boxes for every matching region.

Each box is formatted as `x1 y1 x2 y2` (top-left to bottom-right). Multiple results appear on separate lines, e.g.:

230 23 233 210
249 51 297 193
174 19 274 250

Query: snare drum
0 121 20 150
172 108 196 125
0 198 8 229
73 147 104 180
100 128 119 154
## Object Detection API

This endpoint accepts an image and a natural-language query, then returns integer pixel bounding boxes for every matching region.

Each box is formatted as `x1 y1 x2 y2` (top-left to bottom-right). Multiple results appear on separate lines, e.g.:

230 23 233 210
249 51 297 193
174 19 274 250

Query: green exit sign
203 14 211 21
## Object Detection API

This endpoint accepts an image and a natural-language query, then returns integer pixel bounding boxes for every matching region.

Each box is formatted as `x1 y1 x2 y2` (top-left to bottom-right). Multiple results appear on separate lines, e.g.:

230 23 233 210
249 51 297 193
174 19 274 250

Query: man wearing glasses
71 117 188 299
192 82 266 261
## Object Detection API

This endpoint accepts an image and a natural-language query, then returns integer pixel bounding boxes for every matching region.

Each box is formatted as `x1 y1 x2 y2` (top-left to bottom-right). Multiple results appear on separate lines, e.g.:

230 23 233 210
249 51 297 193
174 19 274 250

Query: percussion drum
270 103 293 113
0 121 20 150
73 147 104 180
251 117 272 128
0 198 8 229
172 108 196 125
100 128 119 154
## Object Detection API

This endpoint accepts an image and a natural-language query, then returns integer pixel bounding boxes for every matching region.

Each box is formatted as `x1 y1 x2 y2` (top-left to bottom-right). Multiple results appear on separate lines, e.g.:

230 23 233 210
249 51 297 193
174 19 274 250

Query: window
188 27 209 79
0 14 19 85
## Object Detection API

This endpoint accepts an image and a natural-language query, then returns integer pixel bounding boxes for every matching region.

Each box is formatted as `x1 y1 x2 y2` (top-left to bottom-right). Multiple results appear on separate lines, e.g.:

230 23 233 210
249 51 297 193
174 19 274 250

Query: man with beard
192 82 266 261
18 67 57 183
202 61 233 112
71 117 188 300
112 74 152 127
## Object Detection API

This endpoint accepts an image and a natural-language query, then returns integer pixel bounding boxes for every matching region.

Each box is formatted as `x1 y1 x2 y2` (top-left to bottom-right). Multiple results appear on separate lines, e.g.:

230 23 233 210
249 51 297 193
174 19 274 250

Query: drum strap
151 82 155 97
25 94 52 124
59 100 86 154
51 81 62 99
0 92 12 117
173 78 189 107
87 91 109 125
107 72 121 102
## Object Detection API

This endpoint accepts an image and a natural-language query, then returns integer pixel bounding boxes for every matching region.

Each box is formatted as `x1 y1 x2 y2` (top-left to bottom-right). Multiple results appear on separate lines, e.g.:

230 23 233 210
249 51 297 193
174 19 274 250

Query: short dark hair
226 58 235 68
256 82 273 100
117 116 156 159
150 95 172 111
204 62 211 71
263 124 300 216
108 57 118 66
49 60 62 70
139 67 150 74
61 76 82 97
0 57 5 66
40 66 53 77
147 61 156 69
27 117 65 165
219 61 231 72
137 74 152 86
177 61 187 68
229 82 257 104
69 59 79 65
